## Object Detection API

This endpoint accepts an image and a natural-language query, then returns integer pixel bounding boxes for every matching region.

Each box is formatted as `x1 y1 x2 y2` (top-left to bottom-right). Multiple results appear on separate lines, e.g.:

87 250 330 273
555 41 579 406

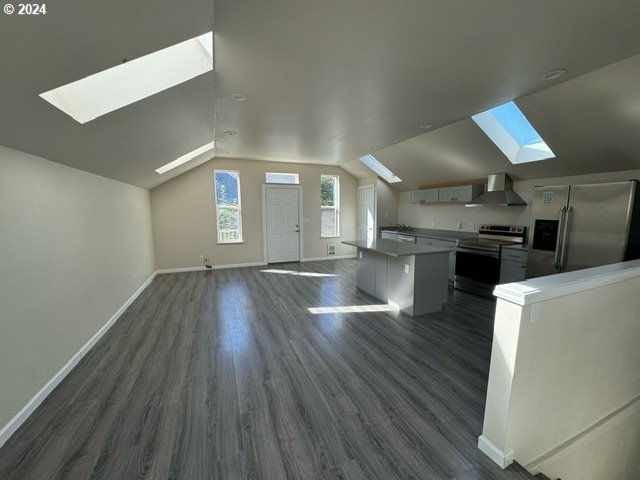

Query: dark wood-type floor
0 260 537 480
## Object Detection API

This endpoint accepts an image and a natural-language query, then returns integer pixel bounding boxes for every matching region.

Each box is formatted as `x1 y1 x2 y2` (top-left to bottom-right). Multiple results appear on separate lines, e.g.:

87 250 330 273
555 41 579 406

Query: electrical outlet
404 264 410 274
467 222 475 230
431 221 436 228
457 222 462 229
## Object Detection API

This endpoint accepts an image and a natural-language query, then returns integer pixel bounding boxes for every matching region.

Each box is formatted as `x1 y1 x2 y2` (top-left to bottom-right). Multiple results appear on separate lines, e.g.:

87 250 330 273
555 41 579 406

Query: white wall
481 263 640 479
0 145 155 432
151 157 357 269
398 169 640 231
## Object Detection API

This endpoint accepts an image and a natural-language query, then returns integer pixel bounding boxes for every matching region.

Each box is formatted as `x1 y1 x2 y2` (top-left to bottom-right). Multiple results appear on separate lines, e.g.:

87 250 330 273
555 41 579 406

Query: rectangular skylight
472 101 555 164
155 141 215 174
359 154 402 183
40 32 213 124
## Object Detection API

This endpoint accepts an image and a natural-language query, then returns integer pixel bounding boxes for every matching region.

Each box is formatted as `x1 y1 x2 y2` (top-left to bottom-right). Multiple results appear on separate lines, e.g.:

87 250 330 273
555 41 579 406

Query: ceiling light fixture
155 141 215 174
230 93 248 102
225 130 238 136
40 32 214 124
540 69 567 81
419 123 433 130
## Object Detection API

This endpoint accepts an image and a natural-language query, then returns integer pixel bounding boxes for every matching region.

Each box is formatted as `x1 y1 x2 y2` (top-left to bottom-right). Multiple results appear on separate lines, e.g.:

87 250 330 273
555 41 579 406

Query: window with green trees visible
321 174 339 237
214 170 243 243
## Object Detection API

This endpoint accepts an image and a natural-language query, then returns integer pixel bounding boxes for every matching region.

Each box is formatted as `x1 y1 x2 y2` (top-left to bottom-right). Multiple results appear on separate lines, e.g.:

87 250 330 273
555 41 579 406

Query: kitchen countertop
379 227 478 241
343 239 449 257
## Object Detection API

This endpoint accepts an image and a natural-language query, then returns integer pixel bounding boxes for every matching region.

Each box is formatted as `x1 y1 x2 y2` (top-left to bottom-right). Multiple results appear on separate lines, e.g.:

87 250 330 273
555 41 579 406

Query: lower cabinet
416 236 457 282
500 248 528 283
500 260 527 283
381 231 398 241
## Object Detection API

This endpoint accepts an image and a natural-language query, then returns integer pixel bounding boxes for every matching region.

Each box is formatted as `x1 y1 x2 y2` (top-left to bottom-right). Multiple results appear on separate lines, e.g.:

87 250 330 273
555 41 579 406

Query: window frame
320 174 340 238
265 172 300 184
214 169 243 244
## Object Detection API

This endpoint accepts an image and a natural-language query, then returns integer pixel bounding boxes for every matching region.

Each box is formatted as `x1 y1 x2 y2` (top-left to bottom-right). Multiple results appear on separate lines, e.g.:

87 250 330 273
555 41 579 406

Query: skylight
40 32 213 124
359 154 402 183
155 141 215 174
472 101 555 164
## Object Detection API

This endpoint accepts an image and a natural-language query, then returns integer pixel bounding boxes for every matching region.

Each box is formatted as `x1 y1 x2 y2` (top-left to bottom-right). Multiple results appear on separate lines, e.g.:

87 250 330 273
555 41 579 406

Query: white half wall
0 145 155 434
481 261 640 479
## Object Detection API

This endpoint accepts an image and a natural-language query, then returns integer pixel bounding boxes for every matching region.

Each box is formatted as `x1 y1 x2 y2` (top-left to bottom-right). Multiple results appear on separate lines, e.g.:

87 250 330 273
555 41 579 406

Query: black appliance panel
532 219 559 252
455 251 500 284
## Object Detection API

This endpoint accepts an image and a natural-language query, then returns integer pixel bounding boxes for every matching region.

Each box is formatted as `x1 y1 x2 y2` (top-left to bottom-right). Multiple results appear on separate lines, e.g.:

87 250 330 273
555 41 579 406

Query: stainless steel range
455 224 526 298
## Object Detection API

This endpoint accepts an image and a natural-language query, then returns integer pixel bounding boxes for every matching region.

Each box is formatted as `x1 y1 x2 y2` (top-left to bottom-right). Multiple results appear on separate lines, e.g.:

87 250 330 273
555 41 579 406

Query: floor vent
328 244 336 255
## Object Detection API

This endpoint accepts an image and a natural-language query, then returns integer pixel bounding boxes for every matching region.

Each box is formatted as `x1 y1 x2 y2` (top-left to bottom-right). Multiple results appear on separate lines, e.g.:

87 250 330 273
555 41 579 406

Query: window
265 172 299 184
215 170 243 243
156 141 215 174
40 32 213 124
321 175 339 237
471 101 555 164
359 154 402 183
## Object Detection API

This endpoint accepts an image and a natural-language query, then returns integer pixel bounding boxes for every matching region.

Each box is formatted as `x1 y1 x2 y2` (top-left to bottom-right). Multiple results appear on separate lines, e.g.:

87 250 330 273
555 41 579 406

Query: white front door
265 186 301 263
357 185 375 242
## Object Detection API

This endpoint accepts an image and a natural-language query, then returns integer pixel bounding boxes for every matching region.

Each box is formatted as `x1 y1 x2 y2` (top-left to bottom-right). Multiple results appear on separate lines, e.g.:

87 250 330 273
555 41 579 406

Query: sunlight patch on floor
308 304 397 314
261 269 338 277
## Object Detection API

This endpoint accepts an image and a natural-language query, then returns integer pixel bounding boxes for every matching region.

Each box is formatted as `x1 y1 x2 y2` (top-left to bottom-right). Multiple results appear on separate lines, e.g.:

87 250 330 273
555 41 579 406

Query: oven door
454 248 501 296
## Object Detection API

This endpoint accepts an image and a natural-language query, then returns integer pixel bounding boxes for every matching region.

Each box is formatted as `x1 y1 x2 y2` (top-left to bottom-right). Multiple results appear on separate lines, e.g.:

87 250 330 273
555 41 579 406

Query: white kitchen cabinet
409 188 439 204
438 185 484 203
500 247 528 283
417 236 457 282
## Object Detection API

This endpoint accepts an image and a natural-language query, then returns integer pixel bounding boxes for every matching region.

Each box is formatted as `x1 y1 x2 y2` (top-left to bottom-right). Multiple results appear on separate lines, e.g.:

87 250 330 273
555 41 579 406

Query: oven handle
456 247 500 259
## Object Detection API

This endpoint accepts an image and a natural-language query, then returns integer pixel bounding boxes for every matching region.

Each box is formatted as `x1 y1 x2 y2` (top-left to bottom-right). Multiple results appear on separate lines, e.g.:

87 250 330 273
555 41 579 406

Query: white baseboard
156 261 267 275
155 266 207 274
478 435 514 469
301 254 356 262
0 272 157 449
213 261 266 269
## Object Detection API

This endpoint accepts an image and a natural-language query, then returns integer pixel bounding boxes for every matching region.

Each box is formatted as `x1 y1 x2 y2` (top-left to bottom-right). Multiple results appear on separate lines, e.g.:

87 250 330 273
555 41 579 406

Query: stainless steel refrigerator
527 180 640 278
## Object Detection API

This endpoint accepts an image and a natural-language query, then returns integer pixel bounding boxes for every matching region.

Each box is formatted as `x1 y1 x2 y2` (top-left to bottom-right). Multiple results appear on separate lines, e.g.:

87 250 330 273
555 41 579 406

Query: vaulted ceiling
1 1 639 189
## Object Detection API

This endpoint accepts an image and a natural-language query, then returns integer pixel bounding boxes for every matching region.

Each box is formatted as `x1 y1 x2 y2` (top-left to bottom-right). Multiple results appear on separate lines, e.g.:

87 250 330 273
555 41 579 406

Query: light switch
359 251 363 259
404 264 410 274
468 222 475 230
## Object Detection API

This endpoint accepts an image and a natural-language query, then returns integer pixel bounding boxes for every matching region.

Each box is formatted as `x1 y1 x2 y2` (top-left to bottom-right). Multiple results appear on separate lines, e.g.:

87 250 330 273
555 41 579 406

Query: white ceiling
1 0 639 189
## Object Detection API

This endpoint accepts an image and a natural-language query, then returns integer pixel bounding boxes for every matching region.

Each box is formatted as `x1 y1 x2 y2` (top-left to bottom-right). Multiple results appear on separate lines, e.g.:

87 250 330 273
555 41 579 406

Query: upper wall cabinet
438 185 484 203
408 188 439 204
409 184 484 205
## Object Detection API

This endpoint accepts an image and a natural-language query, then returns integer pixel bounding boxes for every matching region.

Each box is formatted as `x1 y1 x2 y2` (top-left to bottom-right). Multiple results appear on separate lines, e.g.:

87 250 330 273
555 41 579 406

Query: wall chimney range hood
466 174 526 207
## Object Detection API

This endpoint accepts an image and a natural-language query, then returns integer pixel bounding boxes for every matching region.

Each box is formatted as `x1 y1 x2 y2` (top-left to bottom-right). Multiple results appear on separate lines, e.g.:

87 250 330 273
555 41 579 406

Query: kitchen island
343 239 449 316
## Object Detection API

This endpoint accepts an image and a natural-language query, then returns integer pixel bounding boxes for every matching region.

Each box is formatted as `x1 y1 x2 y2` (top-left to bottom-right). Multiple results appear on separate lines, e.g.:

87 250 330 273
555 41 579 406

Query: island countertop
343 239 449 257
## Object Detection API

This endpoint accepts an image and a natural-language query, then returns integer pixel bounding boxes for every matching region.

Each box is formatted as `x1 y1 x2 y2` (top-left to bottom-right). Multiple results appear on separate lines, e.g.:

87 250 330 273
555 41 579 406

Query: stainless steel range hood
465 173 526 207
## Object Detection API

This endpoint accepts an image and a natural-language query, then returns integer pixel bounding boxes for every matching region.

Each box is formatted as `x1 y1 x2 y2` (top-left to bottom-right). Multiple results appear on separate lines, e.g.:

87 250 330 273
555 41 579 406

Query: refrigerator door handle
559 206 572 271
554 206 567 271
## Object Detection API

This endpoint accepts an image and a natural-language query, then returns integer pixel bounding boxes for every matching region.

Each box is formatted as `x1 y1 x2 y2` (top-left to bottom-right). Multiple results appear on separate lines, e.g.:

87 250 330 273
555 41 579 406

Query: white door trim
262 184 304 264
